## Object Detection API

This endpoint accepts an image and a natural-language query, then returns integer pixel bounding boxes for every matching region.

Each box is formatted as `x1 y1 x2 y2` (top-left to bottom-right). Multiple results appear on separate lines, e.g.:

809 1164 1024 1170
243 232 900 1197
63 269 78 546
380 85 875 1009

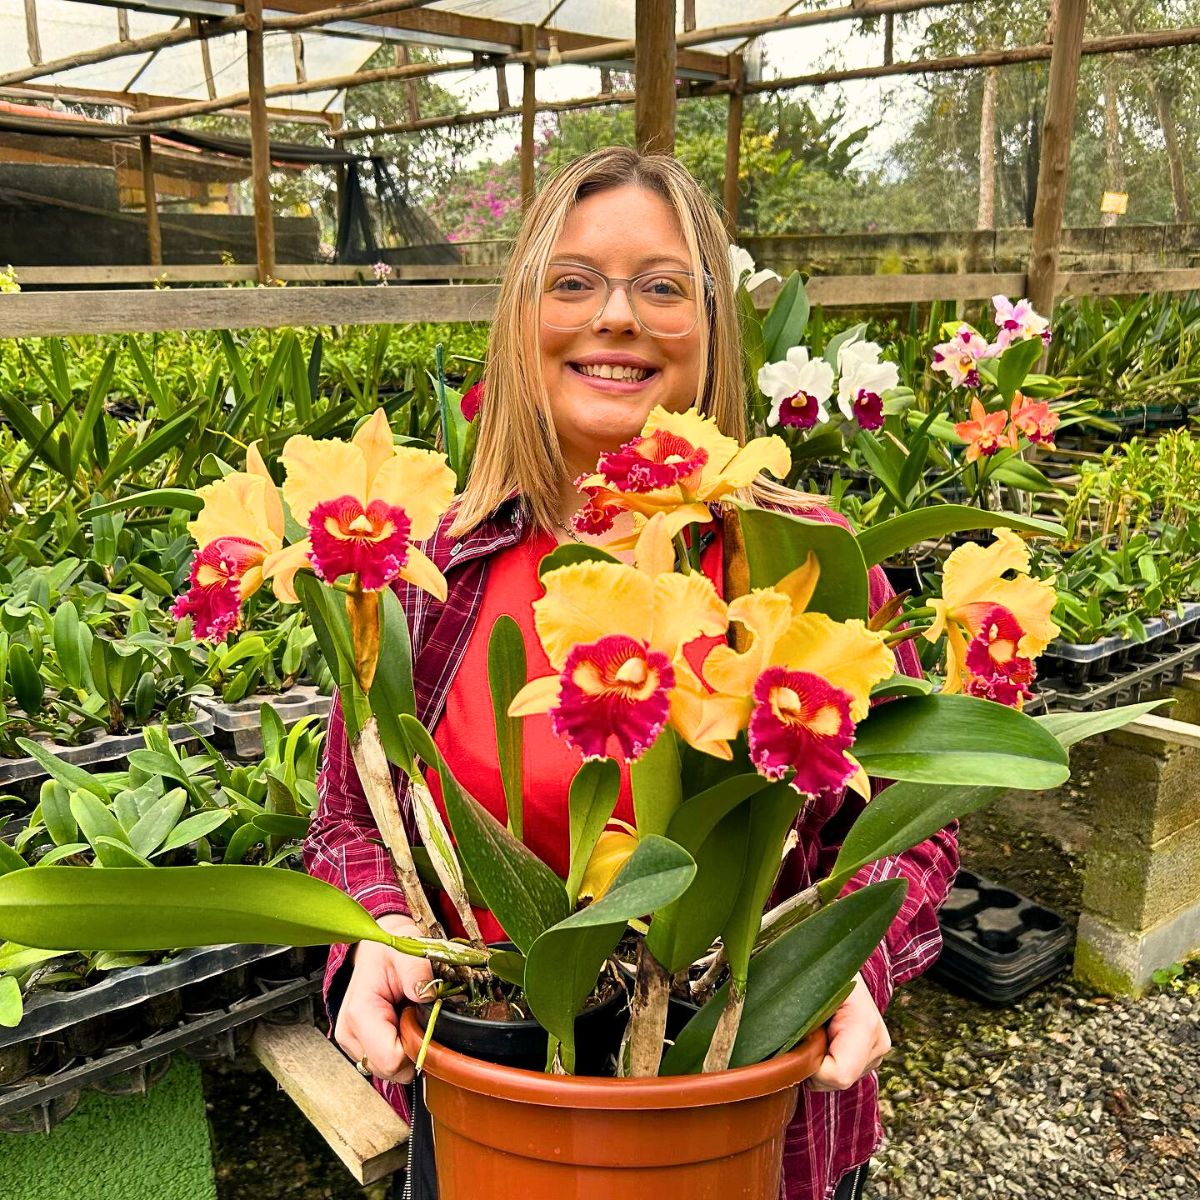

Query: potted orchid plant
0 405 1156 1199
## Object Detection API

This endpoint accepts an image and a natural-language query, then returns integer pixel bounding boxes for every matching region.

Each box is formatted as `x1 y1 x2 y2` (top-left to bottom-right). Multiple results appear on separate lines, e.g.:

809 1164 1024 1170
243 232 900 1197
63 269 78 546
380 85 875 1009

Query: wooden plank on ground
1122 714 1200 752
251 1021 408 1186
0 284 500 336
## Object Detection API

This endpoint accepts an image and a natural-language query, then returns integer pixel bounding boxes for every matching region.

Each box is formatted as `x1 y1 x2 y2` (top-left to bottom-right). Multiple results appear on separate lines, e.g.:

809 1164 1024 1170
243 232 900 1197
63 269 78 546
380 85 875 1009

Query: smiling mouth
570 362 657 383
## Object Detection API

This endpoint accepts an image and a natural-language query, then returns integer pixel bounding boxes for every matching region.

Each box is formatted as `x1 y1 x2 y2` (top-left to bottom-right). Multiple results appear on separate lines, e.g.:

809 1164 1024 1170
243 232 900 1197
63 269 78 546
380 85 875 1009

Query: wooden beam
117 8 130 42
0 284 502 336
723 53 744 237
514 0 974 65
250 1023 408 1187
635 0 676 155
397 42 420 124
125 56 473 125
139 135 162 267
1028 0 1088 321
24 0 42 66
1120 714 1200 753
493 59 509 109
244 0 276 284
291 32 307 85
520 24 536 210
197 20 217 100
0 0 438 90
6 264 503 286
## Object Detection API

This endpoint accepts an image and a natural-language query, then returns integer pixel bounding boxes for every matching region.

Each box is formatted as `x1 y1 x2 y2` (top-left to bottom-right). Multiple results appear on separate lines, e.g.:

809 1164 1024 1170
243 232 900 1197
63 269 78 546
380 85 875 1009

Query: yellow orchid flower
925 529 1058 704
172 443 299 640
573 406 790 534
507 559 728 762
273 408 456 600
699 564 895 797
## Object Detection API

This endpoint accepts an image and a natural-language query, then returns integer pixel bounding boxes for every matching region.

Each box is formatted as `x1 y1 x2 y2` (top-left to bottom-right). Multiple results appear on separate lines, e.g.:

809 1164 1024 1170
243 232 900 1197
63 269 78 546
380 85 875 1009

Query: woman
303 146 958 1200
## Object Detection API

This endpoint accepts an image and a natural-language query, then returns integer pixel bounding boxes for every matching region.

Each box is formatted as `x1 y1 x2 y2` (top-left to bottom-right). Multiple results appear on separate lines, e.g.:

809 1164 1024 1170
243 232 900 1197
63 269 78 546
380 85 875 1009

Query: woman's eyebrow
552 252 691 271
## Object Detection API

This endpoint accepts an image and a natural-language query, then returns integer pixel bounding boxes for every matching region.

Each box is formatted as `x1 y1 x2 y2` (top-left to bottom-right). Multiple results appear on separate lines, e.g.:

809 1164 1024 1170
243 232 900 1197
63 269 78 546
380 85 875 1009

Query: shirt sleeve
828 563 960 1013
302 690 412 1018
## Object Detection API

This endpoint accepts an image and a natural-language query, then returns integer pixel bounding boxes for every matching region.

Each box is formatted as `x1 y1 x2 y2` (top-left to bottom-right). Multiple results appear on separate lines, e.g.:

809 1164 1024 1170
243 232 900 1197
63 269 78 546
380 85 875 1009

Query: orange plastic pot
399 1007 826 1199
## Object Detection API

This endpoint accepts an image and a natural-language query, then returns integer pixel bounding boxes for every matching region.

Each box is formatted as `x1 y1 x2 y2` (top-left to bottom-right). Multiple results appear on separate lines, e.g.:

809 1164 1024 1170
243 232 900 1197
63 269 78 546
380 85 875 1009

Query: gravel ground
872 744 1200 1200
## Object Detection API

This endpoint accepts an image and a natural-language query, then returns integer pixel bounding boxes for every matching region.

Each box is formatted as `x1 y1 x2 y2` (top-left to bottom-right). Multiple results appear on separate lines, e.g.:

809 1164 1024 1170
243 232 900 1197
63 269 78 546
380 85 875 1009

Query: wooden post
24 0 42 65
139 135 162 266
1027 0 1088 321
635 0 676 155
117 7 130 42
723 53 744 238
244 0 276 283
520 23 536 210
494 60 509 109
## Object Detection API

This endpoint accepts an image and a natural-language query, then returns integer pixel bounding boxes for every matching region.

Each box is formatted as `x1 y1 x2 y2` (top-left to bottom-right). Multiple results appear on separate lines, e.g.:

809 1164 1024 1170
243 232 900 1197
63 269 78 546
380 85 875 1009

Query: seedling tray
195 684 329 759
0 713 215 798
930 869 1072 1005
0 941 306 1049
1038 636 1200 712
0 968 321 1127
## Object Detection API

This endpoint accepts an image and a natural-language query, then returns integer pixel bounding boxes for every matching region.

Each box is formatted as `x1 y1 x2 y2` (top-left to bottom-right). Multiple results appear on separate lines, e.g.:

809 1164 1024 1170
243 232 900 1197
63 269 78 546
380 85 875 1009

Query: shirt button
449 543 462 557
510 509 520 525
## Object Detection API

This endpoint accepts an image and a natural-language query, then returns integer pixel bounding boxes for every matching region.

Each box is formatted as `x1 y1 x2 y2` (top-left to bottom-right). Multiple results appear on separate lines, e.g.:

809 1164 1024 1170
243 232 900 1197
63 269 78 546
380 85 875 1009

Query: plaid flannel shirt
302 496 958 1200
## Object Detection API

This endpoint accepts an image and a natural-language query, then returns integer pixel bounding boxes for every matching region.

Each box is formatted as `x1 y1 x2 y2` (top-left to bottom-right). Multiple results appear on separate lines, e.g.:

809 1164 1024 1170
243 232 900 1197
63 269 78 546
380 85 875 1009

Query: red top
426 527 724 941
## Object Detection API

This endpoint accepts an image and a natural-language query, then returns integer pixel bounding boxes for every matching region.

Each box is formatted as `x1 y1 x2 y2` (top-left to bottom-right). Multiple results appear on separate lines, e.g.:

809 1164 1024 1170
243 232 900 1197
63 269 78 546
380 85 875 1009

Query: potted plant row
0 405 1153 1197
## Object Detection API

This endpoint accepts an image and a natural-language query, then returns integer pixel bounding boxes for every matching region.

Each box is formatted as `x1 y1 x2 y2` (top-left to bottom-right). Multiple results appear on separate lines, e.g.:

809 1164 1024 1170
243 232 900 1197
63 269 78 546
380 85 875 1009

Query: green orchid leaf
487 615 526 840
488 948 526 988
856 506 1065 568
0 842 26 876
93 836 154 869
295 573 369 739
870 673 933 699
71 792 129 850
370 588 417 773
250 813 311 839
81 489 203 519
566 758 620 906
661 878 906 1075
156 809 234 854
720 783 805 990
729 501 869 621
631 726 682 840
761 271 810 364
39 781 78 848
853 694 1069 789
820 781 1002 901
1035 699 1169 748
990 457 1057 493
538 543 620 580
0 865 390 952
996 337 1045 404
0 975 22 1028
400 715 569 953
127 788 188 858
524 836 695 1069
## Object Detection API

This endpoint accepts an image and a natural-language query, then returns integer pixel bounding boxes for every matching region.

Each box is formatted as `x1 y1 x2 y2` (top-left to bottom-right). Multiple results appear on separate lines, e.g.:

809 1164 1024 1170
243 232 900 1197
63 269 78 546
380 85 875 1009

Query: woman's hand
334 913 435 1084
805 972 891 1092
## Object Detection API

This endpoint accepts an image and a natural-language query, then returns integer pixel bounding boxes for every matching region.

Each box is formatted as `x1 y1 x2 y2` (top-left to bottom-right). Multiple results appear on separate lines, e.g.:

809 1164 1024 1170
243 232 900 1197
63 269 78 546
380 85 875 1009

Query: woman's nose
592 283 642 335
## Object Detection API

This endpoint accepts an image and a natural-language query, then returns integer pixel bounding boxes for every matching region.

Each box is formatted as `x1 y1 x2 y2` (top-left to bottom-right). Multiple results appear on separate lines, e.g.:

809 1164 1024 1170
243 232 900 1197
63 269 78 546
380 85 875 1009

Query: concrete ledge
1075 902 1200 996
1082 819 1200 929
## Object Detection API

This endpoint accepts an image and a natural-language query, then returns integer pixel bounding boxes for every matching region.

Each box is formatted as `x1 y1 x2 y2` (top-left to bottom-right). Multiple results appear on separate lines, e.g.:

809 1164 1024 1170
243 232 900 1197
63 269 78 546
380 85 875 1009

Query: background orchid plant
0 399 1157 1081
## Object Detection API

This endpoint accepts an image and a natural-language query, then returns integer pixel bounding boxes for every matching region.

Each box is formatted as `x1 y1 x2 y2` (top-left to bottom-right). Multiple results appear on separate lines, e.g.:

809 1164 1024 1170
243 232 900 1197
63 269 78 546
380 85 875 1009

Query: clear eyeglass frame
539 260 709 339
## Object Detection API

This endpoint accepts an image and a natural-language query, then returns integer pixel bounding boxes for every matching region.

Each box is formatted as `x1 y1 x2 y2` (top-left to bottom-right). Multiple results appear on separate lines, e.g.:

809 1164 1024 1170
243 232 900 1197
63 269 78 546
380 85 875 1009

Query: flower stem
673 531 693 575
623 941 671 1077
385 935 491 968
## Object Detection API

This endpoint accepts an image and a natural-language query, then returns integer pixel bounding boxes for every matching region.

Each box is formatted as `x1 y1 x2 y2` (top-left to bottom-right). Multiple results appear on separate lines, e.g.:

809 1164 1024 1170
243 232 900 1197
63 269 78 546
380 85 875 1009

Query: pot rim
399 1007 827 1110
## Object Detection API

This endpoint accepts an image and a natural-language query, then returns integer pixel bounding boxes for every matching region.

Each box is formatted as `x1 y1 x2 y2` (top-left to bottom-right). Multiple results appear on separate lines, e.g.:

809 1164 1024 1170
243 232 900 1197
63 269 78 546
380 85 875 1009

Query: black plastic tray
0 942 302 1049
931 869 1073 1004
0 969 321 1126
195 685 330 759
1039 637 1200 711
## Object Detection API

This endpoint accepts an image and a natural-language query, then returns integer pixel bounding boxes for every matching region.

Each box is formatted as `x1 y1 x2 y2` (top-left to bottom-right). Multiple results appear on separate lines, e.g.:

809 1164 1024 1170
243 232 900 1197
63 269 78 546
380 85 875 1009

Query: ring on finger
355 1054 371 1077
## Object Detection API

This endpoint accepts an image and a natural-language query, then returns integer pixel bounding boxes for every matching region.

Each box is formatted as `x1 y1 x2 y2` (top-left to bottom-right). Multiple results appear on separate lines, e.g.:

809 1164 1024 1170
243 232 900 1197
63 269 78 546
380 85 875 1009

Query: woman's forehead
553 184 690 271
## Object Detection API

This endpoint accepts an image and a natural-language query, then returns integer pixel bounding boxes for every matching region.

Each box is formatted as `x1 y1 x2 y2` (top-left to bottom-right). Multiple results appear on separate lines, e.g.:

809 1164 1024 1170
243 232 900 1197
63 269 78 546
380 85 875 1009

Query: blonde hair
450 146 752 536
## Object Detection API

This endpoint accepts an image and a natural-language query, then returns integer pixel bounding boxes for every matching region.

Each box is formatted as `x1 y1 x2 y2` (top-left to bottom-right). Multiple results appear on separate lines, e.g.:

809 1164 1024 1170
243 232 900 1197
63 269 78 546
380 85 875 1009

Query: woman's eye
639 276 686 298
550 274 595 293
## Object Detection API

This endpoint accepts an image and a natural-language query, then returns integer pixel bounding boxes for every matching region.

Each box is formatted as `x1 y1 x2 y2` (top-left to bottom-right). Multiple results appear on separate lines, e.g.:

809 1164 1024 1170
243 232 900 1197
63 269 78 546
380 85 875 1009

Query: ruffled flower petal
281 436 368 528
597 429 709 494
171 536 266 641
703 589 795 697
307 495 412 591
963 603 1036 709
353 409 398 496
261 539 311 604
550 635 675 761
748 667 857 796
649 571 728 663
368 447 458 541
534 561 654 670
189 472 281 554
508 673 563 717
395 543 448 602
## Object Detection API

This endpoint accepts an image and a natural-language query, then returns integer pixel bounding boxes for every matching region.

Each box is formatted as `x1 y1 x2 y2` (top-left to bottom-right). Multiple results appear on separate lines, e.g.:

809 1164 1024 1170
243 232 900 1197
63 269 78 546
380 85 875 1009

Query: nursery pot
399 1007 825 1200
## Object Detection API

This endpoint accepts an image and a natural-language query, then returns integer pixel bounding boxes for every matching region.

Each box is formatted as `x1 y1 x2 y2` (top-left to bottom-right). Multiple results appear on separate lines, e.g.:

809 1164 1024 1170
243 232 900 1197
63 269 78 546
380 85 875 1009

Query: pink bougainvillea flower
572 407 789 535
992 295 1051 350
1009 393 1059 448
596 428 709 494
836 337 899 432
460 380 484 422
277 409 456 599
172 443 300 641
926 530 1058 696
931 326 997 389
552 635 676 760
954 398 1015 462
507 558 728 762
748 667 858 794
757 347 835 431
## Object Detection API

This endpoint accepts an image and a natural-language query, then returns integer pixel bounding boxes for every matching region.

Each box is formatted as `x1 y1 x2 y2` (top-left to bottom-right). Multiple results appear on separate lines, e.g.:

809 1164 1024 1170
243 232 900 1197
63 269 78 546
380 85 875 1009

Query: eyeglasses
540 261 704 339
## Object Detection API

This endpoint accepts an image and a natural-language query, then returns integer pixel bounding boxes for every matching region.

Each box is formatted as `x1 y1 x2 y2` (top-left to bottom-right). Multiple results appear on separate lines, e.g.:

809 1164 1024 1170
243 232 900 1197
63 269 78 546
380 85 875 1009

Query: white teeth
577 364 650 381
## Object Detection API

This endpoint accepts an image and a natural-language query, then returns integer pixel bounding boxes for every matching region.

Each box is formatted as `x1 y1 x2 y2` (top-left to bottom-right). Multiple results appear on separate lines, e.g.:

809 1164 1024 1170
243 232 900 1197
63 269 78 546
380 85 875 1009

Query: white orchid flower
757 347 835 430
728 243 781 294
836 336 900 431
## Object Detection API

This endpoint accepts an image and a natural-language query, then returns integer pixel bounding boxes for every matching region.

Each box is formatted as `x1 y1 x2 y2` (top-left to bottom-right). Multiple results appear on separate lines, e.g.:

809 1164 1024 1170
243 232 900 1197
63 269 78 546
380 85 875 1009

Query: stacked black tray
930 869 1073 1004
